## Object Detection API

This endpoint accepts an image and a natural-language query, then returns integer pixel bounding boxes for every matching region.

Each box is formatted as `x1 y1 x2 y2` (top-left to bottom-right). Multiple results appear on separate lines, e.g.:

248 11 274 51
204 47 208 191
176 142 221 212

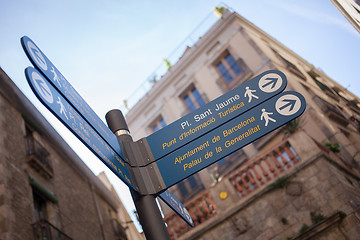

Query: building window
214 50 251 92
25 123 54 179
217 158 226 166
182 87 206 112
215 51 243 83
33 190 48 221
150 116 167 132
176 175 204 202
188 175 198 188
177 181 188 196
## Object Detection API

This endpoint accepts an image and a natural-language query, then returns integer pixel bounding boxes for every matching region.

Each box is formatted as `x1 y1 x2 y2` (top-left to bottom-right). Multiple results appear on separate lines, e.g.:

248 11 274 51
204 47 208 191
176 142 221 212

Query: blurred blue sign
21 36 303 227
21 36 123 161
21 36 191 225
25 67 134 189
159 191 194 227
156 91 306 188
147 70 287 161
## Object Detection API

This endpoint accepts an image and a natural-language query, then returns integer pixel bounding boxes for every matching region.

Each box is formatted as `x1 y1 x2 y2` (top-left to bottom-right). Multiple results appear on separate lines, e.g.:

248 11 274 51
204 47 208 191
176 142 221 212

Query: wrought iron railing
32 219 72 240
111 218 128 240
164 192 216 239
25 135 53 178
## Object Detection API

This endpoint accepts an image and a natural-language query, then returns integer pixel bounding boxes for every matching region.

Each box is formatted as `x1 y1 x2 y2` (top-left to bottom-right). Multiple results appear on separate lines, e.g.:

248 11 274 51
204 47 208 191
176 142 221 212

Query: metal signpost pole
105 109 170 240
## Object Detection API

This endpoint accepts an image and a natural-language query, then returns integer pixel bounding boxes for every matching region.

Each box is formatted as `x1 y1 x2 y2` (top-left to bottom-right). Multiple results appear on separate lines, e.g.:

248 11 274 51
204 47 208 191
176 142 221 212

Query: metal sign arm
129 160 166 195
122 138 157 167
106 114 166 195
105 109 170 240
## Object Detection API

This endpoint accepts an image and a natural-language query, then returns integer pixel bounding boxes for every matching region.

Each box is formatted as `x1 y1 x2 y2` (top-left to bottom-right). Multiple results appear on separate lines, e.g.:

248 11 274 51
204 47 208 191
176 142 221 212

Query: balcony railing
164 192 216 239
229 141 300 197
111 218 128 240
32 219 72 240
164 137 301 239
25 135 53 179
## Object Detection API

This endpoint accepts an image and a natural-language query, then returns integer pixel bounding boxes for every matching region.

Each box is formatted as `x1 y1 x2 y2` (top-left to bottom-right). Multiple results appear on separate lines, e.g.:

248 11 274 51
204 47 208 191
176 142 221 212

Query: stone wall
0 84 34 240
179 153 360 240
0 69 128 240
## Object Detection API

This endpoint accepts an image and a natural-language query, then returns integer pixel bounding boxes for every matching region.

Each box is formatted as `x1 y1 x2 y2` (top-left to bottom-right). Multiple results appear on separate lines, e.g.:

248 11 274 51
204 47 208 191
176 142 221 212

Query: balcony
25 135 53 179
32 219 72 240
164 192 216 239
164 133 303 239
313 95 349 127
229 141 300 197
111 218 128 240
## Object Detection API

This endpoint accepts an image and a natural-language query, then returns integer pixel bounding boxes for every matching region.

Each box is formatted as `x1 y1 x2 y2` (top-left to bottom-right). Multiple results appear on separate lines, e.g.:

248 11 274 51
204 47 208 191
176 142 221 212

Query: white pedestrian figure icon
51 67 61 87
244 86 259 103
261 108 276 126
56 97 68 120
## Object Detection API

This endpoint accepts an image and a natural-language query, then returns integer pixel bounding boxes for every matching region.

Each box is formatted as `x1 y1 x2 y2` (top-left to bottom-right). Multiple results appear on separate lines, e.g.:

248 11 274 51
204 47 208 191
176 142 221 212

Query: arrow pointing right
35 78 51 97
261 77 278 89
31 71 53 104
33 48 46 66
279 99 297 111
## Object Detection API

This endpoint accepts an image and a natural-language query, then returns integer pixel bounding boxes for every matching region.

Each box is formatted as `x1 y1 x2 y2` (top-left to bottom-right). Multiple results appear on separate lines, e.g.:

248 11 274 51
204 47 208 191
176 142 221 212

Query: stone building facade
331 0 360 34
125 8 360 239
0 68 142 240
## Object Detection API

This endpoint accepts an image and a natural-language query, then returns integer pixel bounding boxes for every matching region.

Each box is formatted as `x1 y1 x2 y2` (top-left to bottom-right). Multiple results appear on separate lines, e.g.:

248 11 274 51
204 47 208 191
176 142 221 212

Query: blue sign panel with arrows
21 36 124 161
146 70 287 161
156 91 306 188
22 36 195 226
25 67 134 189
21 36 307 228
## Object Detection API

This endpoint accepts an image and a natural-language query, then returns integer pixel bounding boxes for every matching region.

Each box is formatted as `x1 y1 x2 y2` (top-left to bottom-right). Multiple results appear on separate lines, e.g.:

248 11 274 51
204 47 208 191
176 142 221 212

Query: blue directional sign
25 67 134 189
155 91 306 188
21 36 303 228
159 191 194 227
21 36 124 161
21 37 193 226
146 70 287 161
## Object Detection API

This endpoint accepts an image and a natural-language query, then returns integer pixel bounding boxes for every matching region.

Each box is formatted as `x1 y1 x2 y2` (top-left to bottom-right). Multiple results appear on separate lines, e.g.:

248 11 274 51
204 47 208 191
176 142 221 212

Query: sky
1 0 360 232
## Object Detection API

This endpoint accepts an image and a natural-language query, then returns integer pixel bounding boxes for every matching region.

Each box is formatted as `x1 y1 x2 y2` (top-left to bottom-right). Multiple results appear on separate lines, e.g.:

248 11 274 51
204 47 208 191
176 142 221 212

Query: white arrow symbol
259 73 283 93
275 94 301 116
32 71 53 104
27 41 48 71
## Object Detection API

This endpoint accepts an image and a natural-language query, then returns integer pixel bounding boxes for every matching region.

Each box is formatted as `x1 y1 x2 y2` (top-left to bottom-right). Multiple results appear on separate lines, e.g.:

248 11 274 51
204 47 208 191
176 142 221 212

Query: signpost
155 91 306 188
25 65 194 227
21 36 193 236
21 36 124 161
146 70 287 161
22 36 306 240
24 67 134 188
